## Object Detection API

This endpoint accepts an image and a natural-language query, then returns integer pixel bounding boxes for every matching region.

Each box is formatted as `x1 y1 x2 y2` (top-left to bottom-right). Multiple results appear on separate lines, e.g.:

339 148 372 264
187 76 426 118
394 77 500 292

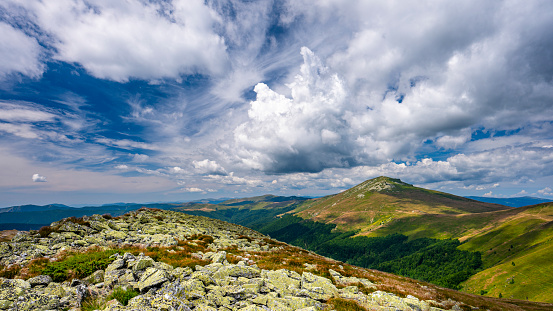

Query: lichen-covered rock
84 269 105 284
27 275 52 288
301 272 338 301
138 267 171 293
263 269 301 295
175 278 206 300
132 257 155 271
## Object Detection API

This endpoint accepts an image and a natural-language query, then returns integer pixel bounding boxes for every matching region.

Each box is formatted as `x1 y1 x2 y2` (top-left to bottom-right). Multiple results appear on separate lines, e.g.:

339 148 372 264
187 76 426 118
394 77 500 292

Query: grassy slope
458 203 553 302
294 177 509 235
364 203 553 302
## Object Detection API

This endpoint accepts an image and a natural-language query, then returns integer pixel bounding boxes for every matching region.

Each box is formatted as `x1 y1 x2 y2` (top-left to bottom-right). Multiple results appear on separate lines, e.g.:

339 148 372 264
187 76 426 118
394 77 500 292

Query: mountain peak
351 176 412 193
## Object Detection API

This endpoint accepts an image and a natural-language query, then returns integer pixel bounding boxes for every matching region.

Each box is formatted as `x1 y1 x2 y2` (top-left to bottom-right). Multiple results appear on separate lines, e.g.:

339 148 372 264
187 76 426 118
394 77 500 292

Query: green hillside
293 177 510 235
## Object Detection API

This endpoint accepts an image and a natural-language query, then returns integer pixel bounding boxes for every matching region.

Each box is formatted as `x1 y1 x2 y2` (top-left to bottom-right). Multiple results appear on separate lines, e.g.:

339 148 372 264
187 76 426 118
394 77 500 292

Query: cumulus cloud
32 173 47 182
0 22 44 79
208 172 262 187
235 47 356 173
184 187 203 193
5 0 228 82
233 0 553 177
193 159 227 175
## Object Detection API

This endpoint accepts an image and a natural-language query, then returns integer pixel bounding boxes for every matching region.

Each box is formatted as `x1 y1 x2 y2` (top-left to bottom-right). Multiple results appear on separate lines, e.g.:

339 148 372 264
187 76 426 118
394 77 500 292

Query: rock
27 275 52 287
138 267 171 293
106 258 126 272
301 272 338 301
195 304 218 311
84 270 105 284
211 251 227 264
213 265 260 280
175 279 206 300
132 257 155 271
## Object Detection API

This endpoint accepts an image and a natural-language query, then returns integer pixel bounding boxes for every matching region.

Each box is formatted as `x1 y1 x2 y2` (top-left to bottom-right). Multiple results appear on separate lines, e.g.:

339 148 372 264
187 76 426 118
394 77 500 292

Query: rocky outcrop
0 209 267 269
0 209 459 310
0 251 447 311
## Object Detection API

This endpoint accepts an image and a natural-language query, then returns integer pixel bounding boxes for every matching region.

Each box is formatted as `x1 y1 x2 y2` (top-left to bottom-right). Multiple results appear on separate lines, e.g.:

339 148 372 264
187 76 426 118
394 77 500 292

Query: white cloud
32 173 47 182
235 47 354 173
170 167 185 174
184 187 203 193
132 154 149 162
208 172 262 187
115 165 129 170
6 0 228 82
538 187 553 196
0 22 44 79
514 190 529 197
95 138 159 151
0 123 39 139
193 159 227 176
231 0 553 177
0 102 56 122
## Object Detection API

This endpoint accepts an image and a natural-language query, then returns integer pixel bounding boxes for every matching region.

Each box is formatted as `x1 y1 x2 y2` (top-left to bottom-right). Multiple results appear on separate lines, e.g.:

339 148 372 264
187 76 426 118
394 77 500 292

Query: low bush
107 287 140 306
0 264 20 278
28 248 117 282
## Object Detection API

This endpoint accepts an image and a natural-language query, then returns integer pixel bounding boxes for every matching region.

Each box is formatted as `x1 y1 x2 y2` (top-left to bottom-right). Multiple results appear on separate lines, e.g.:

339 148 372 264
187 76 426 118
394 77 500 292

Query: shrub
38 225 57 238
29 248 117 282
328 298 367 311
0 264 20 278
107 287 140 306
64 216 90 227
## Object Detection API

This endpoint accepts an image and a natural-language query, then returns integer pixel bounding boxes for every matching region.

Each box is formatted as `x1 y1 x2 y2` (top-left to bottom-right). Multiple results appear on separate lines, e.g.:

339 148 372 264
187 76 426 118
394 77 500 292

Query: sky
1 0 553 207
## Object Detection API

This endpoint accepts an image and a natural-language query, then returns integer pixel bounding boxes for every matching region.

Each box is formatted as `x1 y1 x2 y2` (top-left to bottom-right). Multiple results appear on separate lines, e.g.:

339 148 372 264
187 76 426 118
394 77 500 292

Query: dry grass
0 230 18 242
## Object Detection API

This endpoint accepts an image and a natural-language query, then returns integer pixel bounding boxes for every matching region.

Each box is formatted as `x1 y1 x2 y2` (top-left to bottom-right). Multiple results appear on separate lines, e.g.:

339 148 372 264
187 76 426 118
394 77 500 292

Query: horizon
1 176 551 210
1 1 553 207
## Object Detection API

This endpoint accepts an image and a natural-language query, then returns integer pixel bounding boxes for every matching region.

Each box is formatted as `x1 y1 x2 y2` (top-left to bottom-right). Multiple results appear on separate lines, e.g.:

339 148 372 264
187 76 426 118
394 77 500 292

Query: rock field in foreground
0 209 463 310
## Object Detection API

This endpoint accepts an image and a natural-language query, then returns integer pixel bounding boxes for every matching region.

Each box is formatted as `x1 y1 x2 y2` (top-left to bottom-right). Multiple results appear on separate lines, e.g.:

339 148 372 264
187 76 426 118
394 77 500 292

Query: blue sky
1 0 553 207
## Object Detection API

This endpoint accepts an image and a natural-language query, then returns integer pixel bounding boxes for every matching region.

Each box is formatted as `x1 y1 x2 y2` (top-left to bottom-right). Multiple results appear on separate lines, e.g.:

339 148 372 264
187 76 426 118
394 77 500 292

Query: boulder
301 272 338 301
27 275 52 288
138 267 171 293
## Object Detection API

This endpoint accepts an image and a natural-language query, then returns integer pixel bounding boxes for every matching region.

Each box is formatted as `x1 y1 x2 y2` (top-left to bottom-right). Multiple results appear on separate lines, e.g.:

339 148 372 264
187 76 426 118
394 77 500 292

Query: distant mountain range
465 196 551 207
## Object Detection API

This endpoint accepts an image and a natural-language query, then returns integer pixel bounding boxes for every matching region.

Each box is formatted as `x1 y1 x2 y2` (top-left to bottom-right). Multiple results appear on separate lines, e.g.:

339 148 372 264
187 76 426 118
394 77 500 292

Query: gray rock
138 267 171 293
27 275 52 287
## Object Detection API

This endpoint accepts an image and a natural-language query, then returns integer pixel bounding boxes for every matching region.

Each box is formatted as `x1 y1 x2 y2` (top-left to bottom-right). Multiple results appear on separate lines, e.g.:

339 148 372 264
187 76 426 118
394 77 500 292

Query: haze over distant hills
465 196 551 207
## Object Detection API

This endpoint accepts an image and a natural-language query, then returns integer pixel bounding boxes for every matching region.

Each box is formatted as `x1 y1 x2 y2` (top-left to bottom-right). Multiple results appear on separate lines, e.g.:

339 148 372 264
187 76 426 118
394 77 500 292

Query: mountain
293 176 510 234
1 208 551 310
0 204 74 213
466 196 552 208
171 177 553 303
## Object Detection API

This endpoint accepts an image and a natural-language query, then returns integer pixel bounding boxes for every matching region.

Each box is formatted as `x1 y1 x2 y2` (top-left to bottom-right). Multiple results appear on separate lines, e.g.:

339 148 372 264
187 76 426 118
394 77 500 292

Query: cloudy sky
1 0 553 207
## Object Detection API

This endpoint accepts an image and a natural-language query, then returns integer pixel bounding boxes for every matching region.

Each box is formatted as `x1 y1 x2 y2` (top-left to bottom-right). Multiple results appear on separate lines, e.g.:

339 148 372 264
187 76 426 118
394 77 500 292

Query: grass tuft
107 287 140 306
